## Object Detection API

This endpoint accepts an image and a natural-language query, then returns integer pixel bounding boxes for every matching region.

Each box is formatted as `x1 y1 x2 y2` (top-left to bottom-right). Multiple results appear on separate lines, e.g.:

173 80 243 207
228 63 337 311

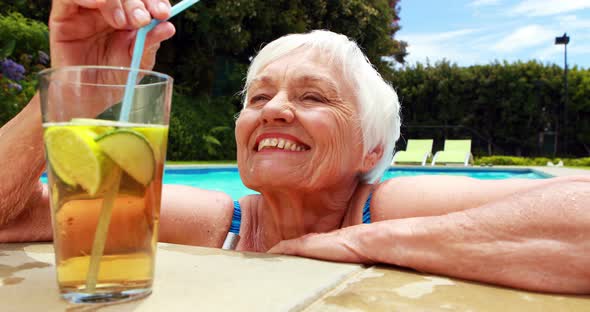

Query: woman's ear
361 145 384 173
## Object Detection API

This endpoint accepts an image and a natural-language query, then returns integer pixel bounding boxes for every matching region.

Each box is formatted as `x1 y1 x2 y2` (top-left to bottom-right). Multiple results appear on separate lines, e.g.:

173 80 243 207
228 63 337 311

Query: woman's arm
371 175 590 220
159 185 234 247
0 181 234 248
0 94 46 227
270 178 590 294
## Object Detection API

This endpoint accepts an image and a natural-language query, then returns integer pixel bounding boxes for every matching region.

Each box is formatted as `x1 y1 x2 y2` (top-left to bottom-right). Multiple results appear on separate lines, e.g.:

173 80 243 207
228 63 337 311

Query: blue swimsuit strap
362 192 372 224
230 193 371 235
229 201 242 234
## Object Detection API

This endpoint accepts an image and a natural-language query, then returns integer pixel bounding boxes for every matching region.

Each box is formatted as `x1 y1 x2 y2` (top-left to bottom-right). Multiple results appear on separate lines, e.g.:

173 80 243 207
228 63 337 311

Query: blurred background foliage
0 10 49 125
391 60 590 157
1 0 588 160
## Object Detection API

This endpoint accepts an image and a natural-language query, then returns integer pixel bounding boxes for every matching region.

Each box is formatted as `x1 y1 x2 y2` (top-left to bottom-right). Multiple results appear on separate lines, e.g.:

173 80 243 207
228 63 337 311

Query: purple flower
1 58 25 81
38 51 50 65
8 82 22 92
1 59 25 81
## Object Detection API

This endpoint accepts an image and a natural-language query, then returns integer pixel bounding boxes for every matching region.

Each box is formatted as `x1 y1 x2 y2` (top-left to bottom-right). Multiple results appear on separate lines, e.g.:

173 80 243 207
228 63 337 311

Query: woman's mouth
256 137 310 152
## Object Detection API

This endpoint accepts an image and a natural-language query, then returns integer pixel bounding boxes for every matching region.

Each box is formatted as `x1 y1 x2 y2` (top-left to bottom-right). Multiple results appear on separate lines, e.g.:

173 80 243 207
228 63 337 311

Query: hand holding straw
120 0 201 122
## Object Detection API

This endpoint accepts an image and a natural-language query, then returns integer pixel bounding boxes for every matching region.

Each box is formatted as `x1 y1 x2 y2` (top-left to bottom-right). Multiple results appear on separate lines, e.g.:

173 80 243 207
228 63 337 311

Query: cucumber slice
134 126 168 163
96 129 155 186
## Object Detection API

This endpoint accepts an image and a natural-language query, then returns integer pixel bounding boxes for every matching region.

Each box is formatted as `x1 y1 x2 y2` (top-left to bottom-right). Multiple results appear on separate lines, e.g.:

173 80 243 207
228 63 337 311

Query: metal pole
553 33 570 157
564 41 568 155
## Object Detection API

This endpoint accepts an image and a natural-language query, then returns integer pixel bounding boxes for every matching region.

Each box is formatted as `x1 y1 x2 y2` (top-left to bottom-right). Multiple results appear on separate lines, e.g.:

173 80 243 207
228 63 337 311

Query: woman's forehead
250 50 349 91
250 72 340 93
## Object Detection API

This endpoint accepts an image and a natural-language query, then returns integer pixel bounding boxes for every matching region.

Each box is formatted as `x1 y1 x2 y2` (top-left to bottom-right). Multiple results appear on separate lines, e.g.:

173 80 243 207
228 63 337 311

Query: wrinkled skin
234 49 382 249
237 49 372 194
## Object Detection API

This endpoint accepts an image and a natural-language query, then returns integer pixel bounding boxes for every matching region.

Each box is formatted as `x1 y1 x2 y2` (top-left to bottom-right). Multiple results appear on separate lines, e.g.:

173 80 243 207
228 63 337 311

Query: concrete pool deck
2 242 589 311
530 166 590 177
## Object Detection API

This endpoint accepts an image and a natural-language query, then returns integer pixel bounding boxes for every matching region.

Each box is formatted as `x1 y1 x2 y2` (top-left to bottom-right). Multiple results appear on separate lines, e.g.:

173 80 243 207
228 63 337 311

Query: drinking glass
38 66 172 303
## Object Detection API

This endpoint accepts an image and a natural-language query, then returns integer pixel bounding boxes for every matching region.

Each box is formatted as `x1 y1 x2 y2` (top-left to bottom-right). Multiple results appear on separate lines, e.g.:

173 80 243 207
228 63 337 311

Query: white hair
242 30 401 183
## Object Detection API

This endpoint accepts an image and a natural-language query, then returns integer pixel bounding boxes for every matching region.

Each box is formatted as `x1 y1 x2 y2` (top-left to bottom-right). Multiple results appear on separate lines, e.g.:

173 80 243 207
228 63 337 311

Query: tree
156 0 407 96
0 0 51 22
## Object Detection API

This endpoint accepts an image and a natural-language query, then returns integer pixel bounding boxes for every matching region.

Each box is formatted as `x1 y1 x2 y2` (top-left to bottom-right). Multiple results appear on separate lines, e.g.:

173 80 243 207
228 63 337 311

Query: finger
126 22 175 69
97 0 128 29
143 0 171 21
51 0 106 20
123 0 152 28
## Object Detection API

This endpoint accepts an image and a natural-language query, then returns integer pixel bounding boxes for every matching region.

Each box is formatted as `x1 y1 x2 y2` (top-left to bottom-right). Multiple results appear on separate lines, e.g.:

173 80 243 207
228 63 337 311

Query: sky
396 0 590 68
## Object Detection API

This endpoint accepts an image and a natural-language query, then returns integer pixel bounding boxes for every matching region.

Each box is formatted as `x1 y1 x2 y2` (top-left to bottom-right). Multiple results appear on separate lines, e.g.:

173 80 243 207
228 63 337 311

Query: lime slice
96 129 155 186
134 126 168 163
47 152 77 187
44 127 113 195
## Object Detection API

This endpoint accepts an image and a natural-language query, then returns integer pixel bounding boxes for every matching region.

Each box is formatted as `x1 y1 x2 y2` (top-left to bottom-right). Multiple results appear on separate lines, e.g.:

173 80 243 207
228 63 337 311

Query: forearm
0 93 46 225
368 181 590 294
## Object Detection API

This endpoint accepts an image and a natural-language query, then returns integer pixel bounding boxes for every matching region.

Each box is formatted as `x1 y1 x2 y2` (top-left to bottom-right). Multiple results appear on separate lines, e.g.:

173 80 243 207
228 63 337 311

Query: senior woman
1 0 589 295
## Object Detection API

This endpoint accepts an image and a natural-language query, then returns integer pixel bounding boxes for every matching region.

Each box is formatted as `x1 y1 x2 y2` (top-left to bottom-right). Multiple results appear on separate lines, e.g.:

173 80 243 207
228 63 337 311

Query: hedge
475 156 590 167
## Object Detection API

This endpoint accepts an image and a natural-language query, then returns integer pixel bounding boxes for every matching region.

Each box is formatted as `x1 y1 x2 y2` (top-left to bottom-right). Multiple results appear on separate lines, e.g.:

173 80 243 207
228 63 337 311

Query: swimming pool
38 166 549 199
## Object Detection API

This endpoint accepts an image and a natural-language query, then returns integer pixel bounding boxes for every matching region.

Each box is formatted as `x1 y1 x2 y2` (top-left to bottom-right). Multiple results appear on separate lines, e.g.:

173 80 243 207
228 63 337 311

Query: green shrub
563 157 590 167
475 156 590 167
0 12 49 125
167 92 238 160
0 12 48 58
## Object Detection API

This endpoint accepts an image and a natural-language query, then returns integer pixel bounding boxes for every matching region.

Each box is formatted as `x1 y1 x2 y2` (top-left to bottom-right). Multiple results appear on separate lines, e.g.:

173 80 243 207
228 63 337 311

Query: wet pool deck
1 242 589 311
2 166 589 311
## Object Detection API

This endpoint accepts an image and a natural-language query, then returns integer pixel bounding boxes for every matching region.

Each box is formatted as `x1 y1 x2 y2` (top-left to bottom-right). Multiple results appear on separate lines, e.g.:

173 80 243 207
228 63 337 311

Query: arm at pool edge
158 185 234 248
0 93 47 227
0 183 234 248
270 177 590 294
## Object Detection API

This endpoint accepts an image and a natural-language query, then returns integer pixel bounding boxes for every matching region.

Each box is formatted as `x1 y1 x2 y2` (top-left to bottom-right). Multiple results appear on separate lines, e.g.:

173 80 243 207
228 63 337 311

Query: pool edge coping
164 164 557 178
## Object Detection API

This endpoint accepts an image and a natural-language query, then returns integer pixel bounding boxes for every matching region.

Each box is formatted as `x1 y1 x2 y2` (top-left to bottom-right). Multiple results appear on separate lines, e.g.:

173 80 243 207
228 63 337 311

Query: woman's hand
268 224 380 264
49 0 175 69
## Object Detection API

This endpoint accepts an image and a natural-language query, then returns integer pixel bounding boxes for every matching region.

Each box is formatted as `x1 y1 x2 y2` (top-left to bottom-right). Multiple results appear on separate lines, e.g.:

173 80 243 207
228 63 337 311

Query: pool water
41 167 549 199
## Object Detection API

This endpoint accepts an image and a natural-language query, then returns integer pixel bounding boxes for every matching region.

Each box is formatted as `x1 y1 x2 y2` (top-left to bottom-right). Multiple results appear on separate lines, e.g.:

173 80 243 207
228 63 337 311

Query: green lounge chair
391 139 433 166
431 139 474 166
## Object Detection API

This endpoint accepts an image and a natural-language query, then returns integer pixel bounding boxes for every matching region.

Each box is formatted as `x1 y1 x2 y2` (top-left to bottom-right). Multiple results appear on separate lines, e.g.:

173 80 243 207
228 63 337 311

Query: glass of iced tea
38 66 172 303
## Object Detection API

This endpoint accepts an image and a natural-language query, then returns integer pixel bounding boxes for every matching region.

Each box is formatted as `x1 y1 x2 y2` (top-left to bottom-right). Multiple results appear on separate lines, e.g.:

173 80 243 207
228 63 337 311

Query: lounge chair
431 139 474 166
391 139 433 166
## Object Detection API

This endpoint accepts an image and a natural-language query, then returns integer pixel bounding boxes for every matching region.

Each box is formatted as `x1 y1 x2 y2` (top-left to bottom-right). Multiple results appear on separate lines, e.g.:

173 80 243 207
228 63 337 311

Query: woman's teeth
257 138 307 151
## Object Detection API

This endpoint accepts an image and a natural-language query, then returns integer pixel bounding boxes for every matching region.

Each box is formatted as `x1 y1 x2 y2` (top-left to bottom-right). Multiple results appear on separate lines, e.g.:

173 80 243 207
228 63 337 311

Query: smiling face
236 49 373 194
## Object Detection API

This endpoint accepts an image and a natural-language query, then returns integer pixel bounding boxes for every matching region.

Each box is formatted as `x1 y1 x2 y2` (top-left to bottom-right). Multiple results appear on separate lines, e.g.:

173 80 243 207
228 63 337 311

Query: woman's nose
260 94 295 124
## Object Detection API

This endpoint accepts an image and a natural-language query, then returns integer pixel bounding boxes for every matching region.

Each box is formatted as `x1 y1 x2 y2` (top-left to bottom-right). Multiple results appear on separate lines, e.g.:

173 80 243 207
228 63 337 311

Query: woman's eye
250 95 270 104
302 93 325 103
